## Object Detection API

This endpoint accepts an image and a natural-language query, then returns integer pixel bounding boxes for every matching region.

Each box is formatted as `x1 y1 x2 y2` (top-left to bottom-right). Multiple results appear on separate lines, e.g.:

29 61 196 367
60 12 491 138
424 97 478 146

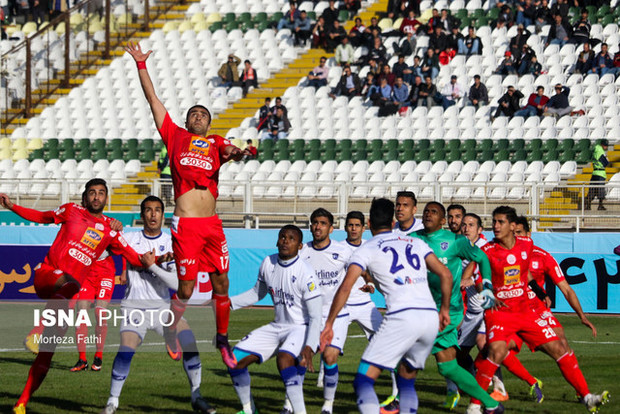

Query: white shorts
346 301 383 339
322 313 350 352
235 322 307 363
361 308 438 371
458 311 486 348
120 306 180 340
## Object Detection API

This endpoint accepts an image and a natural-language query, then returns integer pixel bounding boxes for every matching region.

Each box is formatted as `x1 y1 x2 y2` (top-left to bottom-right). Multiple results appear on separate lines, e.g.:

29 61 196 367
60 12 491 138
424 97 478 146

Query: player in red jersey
0 179 151 414
468 206 608 414
125 41 250 369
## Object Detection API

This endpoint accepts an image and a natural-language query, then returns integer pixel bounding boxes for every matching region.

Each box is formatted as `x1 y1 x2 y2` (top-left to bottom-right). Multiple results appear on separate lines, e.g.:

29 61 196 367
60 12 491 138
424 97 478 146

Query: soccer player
1 179 149 414
408 202 502 414
102 195 215 414
471 206 609 414
447 204 466 234
392 191 423 235
125 41 250 368
320 198 453 414
228 225 322 414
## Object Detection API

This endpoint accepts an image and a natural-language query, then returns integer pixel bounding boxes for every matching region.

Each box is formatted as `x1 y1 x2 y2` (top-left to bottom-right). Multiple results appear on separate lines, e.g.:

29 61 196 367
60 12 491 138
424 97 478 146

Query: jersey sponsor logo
100 279 113 289
440 242 449 251
54 269 63 275
180 157 213 170
506 254 516 265
69 248 93 266
528 290 536 300
117 235 128 247
536 318 549 327
54 206 65 216
503 265 520 285
307 281 316 292
81 227 104 250
189 137 211 155
496 288 523 299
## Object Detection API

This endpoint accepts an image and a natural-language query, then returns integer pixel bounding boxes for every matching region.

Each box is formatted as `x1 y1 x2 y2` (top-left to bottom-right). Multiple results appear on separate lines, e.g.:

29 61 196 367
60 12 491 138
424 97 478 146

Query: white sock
391 370 399 397
492 375 506 393
106 397 119 408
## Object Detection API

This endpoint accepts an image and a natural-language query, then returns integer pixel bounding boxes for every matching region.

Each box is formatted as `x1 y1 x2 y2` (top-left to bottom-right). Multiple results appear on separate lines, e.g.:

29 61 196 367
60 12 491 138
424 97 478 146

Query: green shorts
432 310 464 354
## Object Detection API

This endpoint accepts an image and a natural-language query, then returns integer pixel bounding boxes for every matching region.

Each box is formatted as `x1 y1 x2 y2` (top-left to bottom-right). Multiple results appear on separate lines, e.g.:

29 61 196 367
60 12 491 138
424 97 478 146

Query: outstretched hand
124 41 152 63
0 193 13 209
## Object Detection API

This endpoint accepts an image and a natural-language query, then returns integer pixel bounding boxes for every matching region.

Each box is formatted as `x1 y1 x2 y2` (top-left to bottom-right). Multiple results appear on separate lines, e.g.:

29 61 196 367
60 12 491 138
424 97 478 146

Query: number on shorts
220 255 229 270
98 289 106 299
542 327 556 339
383 245 421 274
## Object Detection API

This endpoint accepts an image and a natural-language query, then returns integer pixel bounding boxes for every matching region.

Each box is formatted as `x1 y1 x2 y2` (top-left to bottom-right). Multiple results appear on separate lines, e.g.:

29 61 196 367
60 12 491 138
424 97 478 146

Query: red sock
557 352 589 397
503 350 537 386
471 358 500 405
75 323 88 361
213 294 230 335
168 293 187 331
16 352 53 406
29 322 45 337
94 307 108 359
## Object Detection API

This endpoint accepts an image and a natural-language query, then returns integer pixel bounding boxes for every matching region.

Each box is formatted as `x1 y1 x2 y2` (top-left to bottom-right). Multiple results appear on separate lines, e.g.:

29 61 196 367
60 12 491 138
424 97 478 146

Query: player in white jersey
229 225 322 414
296 208 352 414
320 198 452 414
392 191 424 236
101 196 215 414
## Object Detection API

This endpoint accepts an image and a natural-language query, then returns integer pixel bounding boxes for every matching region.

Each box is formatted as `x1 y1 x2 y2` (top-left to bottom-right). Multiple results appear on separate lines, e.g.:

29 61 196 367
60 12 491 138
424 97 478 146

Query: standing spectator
590 43 615 76
569 9 591 45
493 85 524 119
543 83 572 118
400 9 421 35
294 10 312 46
157 146 172 205
392 54 408 79
574 41 595 74
277 1 300 30
327 20 347 52
349 17 366 47
392 76 410 108
29 0 47 27
335 36 354 66
244 139 257 160
257 97 272 131
321 0 339 29
515 85 549 117
510 24 531 62
546 14 572 47
535 0 553 31
516 0 536 27
330 65 361 98
376 64 396 87
240 60 258 98
408 75 423 107
262 107 291 141
312 16 328 48
218 54 241 88
440 75 464 109
307 56 329 88
421 48 439 80
550 0 569 20
495 51 517 75
418 75 438 107
429 25 449 54
468 75 488 108
458 27 483 56
393 31 417 56
584 139 610 211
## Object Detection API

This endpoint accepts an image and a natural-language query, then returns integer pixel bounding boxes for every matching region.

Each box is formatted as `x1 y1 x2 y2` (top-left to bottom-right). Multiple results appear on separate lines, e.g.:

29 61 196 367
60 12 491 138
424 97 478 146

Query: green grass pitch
1 309 618 413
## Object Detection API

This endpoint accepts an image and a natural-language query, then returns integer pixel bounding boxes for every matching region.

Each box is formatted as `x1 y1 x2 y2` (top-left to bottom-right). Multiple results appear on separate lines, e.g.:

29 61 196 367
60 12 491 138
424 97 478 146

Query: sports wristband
367 282 375 288
528 279 547 301
137 61 147 70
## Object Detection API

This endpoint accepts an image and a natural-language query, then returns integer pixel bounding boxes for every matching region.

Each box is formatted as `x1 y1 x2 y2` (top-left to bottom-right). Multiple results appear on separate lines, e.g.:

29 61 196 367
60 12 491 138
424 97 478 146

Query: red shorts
34 262 66 299
529 294 563 330
171 214 229 281
76 258 115 302
485 308 559 351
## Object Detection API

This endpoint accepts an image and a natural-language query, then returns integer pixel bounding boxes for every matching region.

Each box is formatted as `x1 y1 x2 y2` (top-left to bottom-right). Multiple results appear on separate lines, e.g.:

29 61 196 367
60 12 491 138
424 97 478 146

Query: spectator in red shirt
515 85 549 117
245 139 257 159
240 60 258 98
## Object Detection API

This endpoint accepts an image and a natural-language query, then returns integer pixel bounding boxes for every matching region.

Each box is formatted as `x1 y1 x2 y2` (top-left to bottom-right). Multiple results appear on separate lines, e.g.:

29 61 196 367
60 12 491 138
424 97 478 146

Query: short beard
86 203 104 215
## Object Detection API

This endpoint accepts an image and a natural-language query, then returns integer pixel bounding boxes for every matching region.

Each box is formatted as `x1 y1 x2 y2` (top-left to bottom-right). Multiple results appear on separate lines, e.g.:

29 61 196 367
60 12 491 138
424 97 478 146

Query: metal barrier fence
2 178 619 231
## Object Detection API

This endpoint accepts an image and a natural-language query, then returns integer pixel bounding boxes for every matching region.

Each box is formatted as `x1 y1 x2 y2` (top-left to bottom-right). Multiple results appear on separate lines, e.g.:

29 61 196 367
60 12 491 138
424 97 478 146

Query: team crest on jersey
440 242 449 251
189 137 211 155
80 227 104 249
521 251 528 260
160 245 165 252
506 254 516 265
532 261 539 269
307 282 316 292
503 265 520 285
291 275 296 283
332 253 339 260
95 223 104 231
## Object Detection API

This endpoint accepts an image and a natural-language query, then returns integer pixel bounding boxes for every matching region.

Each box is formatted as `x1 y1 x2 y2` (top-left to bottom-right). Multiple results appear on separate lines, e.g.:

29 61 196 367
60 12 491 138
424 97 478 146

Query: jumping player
392 191 423 236
101 196 215 414
228 225 322 414
470 206 609 414
320 198 452 414
1 179 149 414
125 41 249 368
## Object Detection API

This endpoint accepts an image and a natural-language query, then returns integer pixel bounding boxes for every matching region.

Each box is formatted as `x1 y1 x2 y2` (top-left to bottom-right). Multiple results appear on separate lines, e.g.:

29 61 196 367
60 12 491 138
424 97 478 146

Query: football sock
438 359 498 408
169 293 187 331
213 294 231 335
391 369 400 397
323 362 339 403
472 358 500 405
397 374 418 413
446 378 459 394
94 306 108 359
105 396 119 409
281 366 305 414
75 321 88 361
503 350 536 386
353 373 379 414
229 367 254 413
28 322 45 336
110 346 135 398
178 330 201 393
16 351 53 406
557 351 589 397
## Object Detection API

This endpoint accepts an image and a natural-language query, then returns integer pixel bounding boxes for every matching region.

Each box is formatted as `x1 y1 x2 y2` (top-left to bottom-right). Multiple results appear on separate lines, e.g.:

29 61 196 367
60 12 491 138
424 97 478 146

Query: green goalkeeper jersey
410 229 491 312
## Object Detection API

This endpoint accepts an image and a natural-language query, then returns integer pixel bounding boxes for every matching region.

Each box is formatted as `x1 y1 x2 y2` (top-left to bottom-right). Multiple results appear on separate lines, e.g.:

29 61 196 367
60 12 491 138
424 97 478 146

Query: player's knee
177 283 193 300
210 272 229 294
323 348 339 365
437 359 458 378
353 373 375 393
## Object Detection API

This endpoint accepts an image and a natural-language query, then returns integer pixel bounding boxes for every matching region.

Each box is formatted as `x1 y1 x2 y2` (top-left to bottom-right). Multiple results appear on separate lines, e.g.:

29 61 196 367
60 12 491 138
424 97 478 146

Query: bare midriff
174 187 216 218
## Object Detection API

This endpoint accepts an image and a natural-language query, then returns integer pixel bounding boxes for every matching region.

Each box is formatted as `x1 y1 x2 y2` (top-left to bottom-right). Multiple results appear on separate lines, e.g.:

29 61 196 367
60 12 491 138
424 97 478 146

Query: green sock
437 359 498 409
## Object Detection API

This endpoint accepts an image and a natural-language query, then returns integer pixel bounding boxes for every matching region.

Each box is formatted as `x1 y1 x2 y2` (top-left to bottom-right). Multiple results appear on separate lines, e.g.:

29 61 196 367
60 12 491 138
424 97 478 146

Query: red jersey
12 203 142 282
158 112 234 200
528 246 565 308
482 236 534 313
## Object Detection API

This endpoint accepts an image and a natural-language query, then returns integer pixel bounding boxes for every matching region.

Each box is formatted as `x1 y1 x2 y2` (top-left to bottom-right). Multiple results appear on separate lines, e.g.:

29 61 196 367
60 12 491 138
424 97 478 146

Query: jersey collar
310 240 331 251
142 230 163 240
278 255 299 267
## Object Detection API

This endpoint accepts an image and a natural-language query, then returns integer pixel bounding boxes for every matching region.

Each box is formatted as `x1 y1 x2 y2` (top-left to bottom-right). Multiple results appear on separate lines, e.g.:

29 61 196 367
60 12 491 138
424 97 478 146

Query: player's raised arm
424 253 452 331
0 194 60 224
556 280 597 337
124 41 166 130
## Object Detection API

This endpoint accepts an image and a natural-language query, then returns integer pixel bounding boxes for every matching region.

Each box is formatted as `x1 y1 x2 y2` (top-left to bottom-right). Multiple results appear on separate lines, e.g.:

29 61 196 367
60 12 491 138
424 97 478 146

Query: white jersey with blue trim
122 230 174 309
341 240 372 305
349 231 436 314
301 240 352 315
258 254 322 325
392 218 424 236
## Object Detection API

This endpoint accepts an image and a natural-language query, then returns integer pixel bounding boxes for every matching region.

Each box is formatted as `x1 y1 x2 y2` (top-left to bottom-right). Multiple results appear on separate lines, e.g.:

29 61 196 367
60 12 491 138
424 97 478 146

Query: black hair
463 212 483 228
82 178 108 202
345 211 365 226
493 205 518 223
396 190 417 206
280 224 303 243
515 215 530 233
447 204 466 216
370 198 394 230
140 195 164 218
244 59 251 64
186 104 212 125
426 201 446 217
311 208 334 226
